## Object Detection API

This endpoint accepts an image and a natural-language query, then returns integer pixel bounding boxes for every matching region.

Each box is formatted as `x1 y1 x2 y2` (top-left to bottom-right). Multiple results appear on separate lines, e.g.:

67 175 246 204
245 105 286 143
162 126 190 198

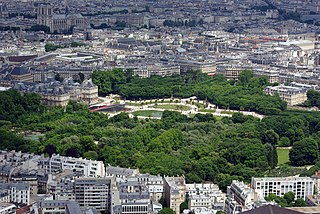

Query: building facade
45 154 106 177
263 85 308 105
251 177 314 200
13 78 99 107
0 183 30 205
186 183 225 214
163 176 186 214
216 64 253 80
75 177 113 212
36 3 86 33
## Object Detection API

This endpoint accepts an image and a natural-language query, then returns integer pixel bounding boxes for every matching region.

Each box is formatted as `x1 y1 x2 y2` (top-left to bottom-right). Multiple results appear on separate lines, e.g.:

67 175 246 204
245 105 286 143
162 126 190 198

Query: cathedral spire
65 0 69 15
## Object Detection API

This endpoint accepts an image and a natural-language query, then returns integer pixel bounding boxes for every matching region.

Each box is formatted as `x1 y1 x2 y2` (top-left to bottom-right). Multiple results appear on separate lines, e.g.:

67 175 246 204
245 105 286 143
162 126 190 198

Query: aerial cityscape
2 0 320 214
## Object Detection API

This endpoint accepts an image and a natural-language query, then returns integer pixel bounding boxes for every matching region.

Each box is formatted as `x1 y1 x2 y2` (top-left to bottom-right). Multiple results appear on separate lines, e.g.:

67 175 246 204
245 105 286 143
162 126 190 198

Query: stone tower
36 3 53 26
0 3 9 18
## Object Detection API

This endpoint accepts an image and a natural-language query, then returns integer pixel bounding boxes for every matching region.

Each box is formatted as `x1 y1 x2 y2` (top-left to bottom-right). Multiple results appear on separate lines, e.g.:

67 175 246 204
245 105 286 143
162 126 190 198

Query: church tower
0 3 9 18
36 3 53 26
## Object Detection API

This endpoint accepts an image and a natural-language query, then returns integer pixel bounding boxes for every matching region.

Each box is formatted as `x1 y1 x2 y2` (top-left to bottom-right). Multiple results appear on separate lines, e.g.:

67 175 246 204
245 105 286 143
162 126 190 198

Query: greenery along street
2 69 320 192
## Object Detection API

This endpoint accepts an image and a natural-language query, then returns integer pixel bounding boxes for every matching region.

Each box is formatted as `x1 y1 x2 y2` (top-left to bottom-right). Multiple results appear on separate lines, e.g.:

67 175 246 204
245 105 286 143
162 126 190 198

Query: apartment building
186 183 225 214
0 203 15 214
251 177 314 200
311 171 320 196
45 154 106 177
163 176 186 214
11 174 38 195
263 85 308 105
35 200 82 214
175 59 216 74
113 181 152 214
227 181 257 210
224 198 244 214
75 177 113 212
0 183 30 205
106 165 139 182
216 64 253 80
134 64 180 78
254 69 279 83
127 174 164 202
54 174 76 201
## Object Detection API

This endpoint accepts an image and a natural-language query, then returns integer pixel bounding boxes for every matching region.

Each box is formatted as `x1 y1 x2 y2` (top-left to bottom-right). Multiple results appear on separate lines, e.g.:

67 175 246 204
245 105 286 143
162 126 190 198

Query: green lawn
126 102 143 106
213 116 224 121
150 104 191 111
277 148 290 165
132 110 163 117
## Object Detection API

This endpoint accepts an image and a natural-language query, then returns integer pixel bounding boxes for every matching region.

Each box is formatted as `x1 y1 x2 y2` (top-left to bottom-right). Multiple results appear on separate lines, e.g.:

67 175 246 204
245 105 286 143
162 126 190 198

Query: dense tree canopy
0 89 45 122
3 70 320 193
92 69 287 115
289 137 319 166
304 90 320 108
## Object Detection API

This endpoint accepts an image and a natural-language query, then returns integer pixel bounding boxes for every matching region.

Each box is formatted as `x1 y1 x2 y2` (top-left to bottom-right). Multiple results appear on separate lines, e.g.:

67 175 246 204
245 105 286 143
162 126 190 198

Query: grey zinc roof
241 205 303 214
80 79 95 88
75 178 111 185
107 166 136 176
11 67 29 75
0 165 14 174
65 201 82 214
0 182 29 191
119 191 149 200
52 14 67 20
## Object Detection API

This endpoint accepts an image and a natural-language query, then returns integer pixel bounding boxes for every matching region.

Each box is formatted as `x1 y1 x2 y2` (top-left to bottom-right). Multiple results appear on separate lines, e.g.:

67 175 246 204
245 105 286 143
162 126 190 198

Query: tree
262 130 279 146
237 70 254 87
265 143 278 168
83 151 98 160
294 198 307 207
231 113 254 123
65 147 79 158
45 43 63 52
284 192 295 205
180 201 188 213
158 208 175 214
289 137 319 166
194 113 216 122
44 144 56 157
279 137 291 147
91 69 126 95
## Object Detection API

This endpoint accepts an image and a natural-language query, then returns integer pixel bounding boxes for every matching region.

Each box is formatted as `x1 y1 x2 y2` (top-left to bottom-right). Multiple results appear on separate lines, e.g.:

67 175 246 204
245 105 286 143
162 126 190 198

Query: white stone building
45 154 105 177
0 183 30 205
263 85 308 105
163 176 186 214
186 183 225 214
252 177 314 200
